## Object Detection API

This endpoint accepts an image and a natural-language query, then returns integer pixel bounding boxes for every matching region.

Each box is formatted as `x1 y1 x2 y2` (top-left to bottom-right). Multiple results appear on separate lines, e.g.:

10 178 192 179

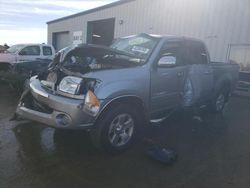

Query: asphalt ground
1 82 250 188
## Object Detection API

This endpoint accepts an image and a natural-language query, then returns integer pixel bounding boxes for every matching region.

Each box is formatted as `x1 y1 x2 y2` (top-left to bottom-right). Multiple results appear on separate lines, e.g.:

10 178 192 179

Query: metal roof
47 0 135 24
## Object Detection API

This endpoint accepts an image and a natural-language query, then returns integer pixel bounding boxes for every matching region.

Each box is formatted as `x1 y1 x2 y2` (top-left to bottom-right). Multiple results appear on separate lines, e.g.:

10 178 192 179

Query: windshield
110 34 159 60
6 44 25 53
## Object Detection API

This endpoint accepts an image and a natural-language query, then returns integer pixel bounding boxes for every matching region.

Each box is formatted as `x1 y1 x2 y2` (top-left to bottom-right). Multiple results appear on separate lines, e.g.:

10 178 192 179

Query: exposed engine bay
37 44 144 96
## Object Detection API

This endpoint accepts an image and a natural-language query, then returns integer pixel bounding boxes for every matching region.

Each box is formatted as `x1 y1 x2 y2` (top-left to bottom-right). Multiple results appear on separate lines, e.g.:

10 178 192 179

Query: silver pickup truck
16 34 239 152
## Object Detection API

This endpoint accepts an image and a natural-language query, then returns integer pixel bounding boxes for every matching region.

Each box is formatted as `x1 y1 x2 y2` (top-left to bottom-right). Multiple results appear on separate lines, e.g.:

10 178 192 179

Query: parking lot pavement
1 82 250 188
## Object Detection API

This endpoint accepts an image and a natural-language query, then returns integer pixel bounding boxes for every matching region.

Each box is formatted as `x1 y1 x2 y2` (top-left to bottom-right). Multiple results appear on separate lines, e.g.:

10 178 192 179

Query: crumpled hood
49 43 142 69
50 43 144 81
59 44 140 63
0 53 16 63
81 64 148 84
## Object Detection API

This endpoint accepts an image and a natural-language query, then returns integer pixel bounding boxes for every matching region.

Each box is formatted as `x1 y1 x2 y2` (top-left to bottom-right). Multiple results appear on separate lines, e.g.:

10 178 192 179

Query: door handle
160 72 169 76
204 71 212 75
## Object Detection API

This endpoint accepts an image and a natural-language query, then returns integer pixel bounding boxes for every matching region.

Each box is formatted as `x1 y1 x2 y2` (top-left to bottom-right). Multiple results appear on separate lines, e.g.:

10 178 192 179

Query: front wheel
90 104 139 153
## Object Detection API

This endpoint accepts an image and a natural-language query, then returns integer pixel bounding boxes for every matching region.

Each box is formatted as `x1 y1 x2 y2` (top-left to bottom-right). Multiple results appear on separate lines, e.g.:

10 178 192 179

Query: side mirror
158 56 176 68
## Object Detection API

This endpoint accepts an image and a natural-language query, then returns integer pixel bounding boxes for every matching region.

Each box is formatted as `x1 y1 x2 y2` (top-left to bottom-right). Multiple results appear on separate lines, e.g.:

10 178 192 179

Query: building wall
47 0 250 62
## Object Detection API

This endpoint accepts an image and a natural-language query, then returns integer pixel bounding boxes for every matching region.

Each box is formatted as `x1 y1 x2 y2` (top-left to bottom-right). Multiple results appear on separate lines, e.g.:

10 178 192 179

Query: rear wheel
90 104 139 153
210 88 229 113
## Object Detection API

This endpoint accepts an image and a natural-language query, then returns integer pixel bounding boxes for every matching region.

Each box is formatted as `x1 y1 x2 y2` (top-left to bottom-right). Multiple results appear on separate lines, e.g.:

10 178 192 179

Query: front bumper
16 78 96 129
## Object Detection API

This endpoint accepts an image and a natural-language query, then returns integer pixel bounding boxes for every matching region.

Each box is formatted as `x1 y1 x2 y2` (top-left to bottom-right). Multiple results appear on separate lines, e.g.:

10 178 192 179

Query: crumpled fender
95 80 143 100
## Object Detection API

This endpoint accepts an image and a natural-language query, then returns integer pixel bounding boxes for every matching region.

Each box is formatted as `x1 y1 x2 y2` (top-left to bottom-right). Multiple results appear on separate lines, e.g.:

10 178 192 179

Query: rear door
185 40 213 104
150 40 187 116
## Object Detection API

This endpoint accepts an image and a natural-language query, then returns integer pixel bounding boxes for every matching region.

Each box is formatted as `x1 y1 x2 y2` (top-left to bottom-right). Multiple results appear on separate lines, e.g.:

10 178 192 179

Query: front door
150 40 186 116
17 45 41 62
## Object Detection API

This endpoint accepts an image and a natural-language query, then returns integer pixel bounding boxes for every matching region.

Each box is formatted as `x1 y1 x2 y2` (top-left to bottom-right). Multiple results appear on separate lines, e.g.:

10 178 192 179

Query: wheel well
218 80 231 101
96 96 147 123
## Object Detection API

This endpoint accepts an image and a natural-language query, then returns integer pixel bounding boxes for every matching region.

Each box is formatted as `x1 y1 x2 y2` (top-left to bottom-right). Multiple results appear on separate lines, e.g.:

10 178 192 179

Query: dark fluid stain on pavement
1 82 250 188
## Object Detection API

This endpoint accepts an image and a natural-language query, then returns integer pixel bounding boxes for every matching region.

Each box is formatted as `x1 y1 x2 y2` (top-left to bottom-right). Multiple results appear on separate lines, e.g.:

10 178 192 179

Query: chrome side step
150 109 177 124
150 117 167 124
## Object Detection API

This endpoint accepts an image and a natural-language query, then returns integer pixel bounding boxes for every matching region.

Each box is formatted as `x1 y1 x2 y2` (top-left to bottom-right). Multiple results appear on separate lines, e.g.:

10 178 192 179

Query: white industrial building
47 0 250 70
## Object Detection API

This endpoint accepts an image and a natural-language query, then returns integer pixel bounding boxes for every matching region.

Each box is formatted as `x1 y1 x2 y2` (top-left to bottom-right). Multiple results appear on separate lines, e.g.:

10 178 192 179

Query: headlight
58 76 82 95
83 90 100 116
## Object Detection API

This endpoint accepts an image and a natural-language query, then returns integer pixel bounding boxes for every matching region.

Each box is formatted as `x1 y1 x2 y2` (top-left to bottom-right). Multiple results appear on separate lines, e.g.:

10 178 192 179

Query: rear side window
19 46 40 56
43 46 52 56
186 41 208 64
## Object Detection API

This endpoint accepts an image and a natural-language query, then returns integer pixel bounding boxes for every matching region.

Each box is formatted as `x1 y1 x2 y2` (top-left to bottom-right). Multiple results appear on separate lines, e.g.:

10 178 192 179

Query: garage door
53 31 70 51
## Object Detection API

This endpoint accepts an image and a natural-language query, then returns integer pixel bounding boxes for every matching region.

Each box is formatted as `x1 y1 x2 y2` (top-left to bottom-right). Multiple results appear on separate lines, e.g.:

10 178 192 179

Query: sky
0 0 117 45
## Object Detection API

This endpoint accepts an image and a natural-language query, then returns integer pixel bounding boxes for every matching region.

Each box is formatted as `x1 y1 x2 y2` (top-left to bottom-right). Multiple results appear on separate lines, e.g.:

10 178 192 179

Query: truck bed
211 61 239 92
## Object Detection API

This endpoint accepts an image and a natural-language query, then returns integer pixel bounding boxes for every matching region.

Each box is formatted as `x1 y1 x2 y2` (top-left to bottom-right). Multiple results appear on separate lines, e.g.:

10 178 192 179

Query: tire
210 88 229 113
90 104 140 154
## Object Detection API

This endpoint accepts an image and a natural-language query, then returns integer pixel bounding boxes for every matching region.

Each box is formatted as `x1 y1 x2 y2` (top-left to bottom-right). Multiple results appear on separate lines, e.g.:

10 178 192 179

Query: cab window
186 41 208 64
43 46 52 56
19 46 40 56
158 41 184 65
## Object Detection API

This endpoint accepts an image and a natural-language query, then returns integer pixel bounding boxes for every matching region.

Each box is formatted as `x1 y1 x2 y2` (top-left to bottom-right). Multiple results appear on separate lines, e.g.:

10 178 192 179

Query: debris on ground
146 146 177 165
193 115 203 122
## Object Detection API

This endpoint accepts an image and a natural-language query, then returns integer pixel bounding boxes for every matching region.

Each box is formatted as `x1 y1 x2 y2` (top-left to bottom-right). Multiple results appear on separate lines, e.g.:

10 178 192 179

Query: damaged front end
15 44 139 129
15 74 99 129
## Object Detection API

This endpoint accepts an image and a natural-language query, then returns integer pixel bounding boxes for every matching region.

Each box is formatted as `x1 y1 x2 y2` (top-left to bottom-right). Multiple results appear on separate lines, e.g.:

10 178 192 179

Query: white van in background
0 44 55 65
